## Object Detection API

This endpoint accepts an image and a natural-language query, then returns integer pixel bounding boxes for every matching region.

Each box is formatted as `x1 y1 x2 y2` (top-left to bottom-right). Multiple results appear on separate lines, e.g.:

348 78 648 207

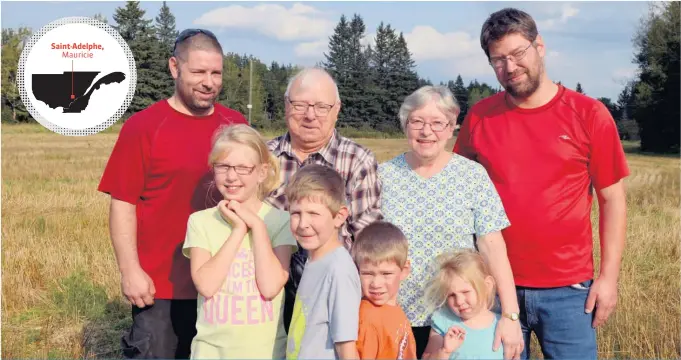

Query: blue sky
2 1 650 100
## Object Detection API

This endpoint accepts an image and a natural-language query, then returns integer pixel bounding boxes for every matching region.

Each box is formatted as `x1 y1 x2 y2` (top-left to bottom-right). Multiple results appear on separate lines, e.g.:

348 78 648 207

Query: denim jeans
517 279 597 359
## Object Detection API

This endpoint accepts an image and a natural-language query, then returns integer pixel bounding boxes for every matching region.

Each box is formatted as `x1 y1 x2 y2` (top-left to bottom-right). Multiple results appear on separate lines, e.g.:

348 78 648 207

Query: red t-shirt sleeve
588 102 630 190
97 117 149 204
453 111 477 161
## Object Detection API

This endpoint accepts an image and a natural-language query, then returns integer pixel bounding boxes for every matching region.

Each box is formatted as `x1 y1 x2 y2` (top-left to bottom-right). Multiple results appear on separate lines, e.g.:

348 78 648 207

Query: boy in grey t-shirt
284 165 362 360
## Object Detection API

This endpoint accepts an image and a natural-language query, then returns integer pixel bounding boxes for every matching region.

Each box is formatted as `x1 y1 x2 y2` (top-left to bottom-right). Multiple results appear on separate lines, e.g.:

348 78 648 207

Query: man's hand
585 277 618 328
494 316 523 359
121 267 155 308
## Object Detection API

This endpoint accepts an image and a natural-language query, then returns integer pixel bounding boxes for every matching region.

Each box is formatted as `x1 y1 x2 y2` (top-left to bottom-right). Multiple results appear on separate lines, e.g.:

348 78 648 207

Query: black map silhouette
32 71 126 113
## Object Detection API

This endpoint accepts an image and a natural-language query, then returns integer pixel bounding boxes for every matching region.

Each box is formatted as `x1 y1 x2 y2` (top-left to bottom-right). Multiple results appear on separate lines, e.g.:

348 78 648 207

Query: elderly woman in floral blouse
378 85 523 359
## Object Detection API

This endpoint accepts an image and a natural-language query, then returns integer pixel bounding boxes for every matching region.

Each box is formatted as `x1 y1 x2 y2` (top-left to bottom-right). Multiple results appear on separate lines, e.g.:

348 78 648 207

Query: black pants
121 299 198 359
413 326 431 359
283 246 308 332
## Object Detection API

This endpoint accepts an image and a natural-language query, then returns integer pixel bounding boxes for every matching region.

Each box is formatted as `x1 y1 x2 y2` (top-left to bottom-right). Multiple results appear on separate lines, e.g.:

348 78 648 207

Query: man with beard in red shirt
98 29 247 359
454 8 629 360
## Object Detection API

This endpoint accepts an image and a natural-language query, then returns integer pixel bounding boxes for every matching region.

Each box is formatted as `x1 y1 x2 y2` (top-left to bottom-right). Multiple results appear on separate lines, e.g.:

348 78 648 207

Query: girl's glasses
213 163 255 175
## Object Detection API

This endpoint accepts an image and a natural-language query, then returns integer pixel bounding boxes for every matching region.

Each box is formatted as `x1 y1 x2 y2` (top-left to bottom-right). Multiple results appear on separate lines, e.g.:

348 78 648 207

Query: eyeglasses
173 28 219 56
286 98 335 116
213 163 256 175
407 119 450 132
488 42 534 69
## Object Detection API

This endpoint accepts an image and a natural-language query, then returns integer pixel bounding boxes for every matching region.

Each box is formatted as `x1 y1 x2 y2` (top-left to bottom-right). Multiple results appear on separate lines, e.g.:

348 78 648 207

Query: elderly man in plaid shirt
266 67 383 331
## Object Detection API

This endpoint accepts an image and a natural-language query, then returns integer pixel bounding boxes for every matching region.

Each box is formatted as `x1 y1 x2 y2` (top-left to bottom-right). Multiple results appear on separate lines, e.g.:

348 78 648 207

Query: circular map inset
17 16 137 136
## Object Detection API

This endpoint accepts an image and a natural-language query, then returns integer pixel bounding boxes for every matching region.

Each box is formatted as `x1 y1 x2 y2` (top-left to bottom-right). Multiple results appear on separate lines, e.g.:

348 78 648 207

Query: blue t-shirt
431 307 503 360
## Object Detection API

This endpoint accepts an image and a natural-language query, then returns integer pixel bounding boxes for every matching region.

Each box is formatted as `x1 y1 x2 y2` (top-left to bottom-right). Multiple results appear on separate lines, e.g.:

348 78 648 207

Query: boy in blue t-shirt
284 165 362 360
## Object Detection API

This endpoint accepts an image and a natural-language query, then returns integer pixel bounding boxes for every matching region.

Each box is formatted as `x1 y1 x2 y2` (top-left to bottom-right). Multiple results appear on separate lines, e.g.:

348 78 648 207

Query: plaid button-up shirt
266 129 383 249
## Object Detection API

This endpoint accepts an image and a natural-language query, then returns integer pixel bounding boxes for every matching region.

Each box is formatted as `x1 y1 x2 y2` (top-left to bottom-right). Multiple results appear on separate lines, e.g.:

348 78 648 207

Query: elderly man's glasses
489 42 534 69
408 119 450 132
287 98 335 116
213 163 255 175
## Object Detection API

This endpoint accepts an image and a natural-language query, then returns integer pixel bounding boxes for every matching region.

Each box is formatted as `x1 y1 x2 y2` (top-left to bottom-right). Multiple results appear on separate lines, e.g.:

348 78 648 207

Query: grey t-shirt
286 246 361 359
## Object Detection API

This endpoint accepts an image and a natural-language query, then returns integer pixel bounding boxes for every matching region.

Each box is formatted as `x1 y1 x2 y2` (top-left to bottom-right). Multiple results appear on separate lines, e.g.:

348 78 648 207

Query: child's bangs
292 191 340 214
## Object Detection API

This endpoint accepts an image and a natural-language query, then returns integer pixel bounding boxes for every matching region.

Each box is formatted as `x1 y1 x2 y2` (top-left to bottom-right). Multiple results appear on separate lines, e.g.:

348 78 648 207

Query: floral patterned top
378 153 510 327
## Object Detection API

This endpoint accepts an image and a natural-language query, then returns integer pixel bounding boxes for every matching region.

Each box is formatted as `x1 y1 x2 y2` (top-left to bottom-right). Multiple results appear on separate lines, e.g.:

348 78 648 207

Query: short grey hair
284 67 341 102
398 85 461 131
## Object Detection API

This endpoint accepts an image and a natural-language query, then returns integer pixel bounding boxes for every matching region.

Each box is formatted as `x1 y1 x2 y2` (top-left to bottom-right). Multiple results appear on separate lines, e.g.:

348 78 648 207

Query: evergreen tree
155 1 178 56
418 77 432 87
345 14 373 128
575 82 584 94
616 81 640 140
113 1 167 114
387 32 419 129
369 22 398 130
324 14 371 128
154 1 178 98
263 62 299 128
449 75 468 123
92 13 108 24
323 15 350 84
112 1 149 42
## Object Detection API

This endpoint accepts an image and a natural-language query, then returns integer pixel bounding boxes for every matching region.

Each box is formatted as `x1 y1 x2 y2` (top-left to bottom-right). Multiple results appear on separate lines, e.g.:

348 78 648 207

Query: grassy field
2 123 679 359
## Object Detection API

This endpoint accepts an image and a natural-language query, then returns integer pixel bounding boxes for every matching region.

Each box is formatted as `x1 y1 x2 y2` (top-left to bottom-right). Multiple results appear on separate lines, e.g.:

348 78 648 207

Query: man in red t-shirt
98 29 247 359
453 8 629 360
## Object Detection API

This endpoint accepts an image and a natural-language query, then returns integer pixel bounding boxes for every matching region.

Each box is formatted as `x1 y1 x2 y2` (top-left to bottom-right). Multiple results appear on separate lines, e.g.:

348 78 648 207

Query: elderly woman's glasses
489 42 534 69
408 119 450 132
287 98 335 116
213 163 256 175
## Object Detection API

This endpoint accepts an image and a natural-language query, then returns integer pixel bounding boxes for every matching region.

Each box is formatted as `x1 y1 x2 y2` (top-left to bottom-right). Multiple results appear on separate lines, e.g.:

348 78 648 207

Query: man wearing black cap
98 29 248 359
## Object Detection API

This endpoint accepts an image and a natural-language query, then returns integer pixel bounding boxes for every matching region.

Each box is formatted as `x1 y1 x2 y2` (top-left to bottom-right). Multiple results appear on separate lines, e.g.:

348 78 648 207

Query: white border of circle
17 16 137 136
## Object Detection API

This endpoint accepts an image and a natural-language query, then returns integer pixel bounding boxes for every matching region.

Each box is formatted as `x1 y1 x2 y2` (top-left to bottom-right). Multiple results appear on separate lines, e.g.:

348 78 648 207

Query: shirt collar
273 129 340 165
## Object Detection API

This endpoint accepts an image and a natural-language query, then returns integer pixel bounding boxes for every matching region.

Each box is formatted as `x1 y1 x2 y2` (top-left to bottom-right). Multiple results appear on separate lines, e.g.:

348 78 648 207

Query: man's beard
503 65 542 99
176 71 219 112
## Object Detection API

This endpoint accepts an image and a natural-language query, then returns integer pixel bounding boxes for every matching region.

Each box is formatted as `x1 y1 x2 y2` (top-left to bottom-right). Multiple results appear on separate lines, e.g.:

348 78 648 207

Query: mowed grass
2 123 680 359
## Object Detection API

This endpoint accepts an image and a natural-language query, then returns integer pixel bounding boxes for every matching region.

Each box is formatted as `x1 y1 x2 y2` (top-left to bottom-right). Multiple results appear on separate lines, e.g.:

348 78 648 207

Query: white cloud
442 54 495 79
536 4 580 30
294 40 329 58
193 3 334 41
611 66 639 86
399 26 491 77
403 26 478 61
612 66 637 79
361 32 376 49
294 33 375 59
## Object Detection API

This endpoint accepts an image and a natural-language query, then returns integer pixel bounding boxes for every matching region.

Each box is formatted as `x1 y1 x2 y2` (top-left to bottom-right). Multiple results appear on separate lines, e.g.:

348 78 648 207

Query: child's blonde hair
208 124 280 200
423 249 496 313
351 221 409 268
284 164 345 215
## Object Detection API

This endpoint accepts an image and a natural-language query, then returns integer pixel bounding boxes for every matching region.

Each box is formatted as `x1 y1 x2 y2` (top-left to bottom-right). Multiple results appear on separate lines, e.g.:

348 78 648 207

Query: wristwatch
503 312 519 321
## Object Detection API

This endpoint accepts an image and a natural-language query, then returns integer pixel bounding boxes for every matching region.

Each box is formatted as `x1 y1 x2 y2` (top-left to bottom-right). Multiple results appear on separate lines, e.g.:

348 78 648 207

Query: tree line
1 1 678 151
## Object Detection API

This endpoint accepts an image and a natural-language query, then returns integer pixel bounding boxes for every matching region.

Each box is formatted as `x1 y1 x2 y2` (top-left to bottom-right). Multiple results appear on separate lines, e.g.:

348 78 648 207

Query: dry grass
2 123 679 359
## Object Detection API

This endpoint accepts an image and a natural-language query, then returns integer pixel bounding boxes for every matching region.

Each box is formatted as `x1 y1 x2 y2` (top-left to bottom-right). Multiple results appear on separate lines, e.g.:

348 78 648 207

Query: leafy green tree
1 27 32 122
631 1 680 152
